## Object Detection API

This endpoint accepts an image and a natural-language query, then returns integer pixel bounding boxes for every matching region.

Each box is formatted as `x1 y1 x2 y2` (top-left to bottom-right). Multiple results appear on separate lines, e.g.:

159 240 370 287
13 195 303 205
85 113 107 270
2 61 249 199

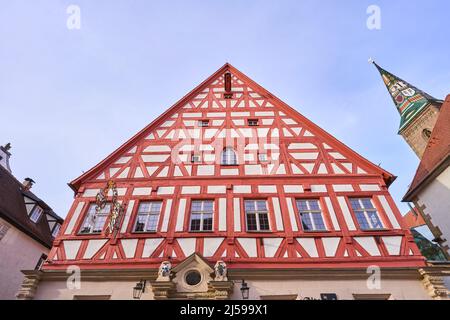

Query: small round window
185 270 202 286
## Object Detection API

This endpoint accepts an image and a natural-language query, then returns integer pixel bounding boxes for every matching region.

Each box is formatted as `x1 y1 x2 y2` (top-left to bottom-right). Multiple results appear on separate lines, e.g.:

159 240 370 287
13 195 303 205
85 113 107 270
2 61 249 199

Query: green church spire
370 59 442 132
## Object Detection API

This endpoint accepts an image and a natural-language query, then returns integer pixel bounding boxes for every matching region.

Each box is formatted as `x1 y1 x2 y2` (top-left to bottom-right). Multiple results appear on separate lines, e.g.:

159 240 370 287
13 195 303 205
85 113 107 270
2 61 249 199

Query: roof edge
69 63 232 192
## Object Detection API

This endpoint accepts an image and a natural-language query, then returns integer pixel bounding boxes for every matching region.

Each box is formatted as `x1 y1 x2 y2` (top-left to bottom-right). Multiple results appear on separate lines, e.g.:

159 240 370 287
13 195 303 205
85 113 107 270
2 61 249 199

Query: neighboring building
403 97 450 258
372 61 450 259
0 143 63 299
19 64 448 300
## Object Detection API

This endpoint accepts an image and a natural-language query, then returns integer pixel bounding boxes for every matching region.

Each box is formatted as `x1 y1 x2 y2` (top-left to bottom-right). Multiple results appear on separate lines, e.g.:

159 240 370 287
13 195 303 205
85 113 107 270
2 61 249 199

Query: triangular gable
172 252 214 273
70 63 395 191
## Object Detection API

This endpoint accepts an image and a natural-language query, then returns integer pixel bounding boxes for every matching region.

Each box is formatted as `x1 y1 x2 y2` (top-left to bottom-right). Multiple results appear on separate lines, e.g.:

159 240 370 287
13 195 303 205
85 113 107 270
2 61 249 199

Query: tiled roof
0 165 63 248
403 94 450 200
402 208 426 229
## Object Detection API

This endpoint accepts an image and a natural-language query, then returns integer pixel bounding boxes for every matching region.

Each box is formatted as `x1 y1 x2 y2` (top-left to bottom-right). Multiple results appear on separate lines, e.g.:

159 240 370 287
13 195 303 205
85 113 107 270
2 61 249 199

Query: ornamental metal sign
95 180 126 238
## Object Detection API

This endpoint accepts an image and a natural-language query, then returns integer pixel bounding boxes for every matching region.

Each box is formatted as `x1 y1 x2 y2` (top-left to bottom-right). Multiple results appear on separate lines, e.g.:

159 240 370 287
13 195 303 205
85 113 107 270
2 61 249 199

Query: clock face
395 94 405 103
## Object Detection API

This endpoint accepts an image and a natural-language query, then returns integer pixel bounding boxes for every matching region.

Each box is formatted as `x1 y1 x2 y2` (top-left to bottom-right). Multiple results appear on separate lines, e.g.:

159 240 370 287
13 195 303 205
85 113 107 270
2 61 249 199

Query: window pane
202 214 213 231
246 213 257 231
350 199 361 210
258 213 270 230
312 213 326 230
309 200 320 211
150 202 162 212
141 202 151 212
191 201 202 211
203 201 213 212
93 215 106 232
146 215 159 231
135 215 146 232
355 211 370 230
244 201 255 211
297 200 308 211
190 213 201 231
367 211 383 229
300 213 313 231
256 200 267 211
361 199 374 209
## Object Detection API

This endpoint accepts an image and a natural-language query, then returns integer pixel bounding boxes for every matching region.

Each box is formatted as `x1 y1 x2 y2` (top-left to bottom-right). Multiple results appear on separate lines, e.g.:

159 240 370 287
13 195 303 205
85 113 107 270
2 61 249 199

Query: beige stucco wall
34 280 154 300
229 278 430 300
0 217 49 299
416 166 450 255
32 277 430 300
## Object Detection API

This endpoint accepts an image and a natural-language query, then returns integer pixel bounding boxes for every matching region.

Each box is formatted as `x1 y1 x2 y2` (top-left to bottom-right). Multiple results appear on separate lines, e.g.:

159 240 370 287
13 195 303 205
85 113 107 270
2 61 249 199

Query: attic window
198 120 209 127
52 223 61 238
29 206 43 223
191 154 201 163
248 119 259 126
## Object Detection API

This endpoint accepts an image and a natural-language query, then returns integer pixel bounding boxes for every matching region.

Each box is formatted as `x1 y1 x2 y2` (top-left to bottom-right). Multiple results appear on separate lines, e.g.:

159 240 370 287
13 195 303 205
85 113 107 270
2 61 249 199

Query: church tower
371 60 443 159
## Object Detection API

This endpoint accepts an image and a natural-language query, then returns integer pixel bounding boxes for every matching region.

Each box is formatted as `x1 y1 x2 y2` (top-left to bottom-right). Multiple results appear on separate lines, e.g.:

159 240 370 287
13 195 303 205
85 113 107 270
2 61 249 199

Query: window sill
302 229 329 233
360 228 390 232
132 231 157 234
188 230 214 233
77 232 102 236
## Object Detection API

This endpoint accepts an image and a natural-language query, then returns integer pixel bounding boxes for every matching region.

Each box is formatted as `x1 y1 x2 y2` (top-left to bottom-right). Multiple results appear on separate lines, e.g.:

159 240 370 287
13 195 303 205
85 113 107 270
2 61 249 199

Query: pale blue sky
1 0 449 224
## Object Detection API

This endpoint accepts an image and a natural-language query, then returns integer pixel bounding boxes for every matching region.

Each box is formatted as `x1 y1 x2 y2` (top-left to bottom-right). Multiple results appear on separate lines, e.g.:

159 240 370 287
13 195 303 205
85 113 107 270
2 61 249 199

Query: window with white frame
29 206 43 223
244 200 270 231
51 223 61 238
79 203 111 234
248 119 259 126
350 198 384 230
189 200 213 231
221 147 237 165
134 201 162 232
296 199 327 231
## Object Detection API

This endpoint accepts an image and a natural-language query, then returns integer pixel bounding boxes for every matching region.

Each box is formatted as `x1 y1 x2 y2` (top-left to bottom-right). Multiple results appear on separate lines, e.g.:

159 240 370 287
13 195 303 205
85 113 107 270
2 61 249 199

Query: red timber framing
45 63 425 271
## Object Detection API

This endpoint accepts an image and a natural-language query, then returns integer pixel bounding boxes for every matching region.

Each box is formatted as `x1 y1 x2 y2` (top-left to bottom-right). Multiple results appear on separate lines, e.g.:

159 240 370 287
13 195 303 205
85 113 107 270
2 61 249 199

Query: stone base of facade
16 265 450 300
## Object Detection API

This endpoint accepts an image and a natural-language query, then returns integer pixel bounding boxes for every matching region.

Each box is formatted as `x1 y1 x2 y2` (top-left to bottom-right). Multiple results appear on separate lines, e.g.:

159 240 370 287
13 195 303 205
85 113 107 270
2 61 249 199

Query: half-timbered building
18 64 447 300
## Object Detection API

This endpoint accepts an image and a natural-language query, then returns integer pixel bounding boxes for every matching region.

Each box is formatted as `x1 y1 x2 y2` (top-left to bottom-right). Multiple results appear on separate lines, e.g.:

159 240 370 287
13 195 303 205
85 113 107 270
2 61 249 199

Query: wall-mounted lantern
133 280 146 299
240 280 250 300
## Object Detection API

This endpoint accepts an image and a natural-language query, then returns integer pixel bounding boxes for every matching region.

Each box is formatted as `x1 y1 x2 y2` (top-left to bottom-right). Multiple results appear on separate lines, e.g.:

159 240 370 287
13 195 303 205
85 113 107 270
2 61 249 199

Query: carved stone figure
214 260 227 281
157 261 172 281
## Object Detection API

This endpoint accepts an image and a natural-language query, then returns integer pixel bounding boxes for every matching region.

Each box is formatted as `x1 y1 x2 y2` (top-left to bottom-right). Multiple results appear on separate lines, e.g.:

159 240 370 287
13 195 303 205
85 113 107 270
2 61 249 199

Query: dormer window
248 119 259 126
198 120 209 127
29 206 43 223
191 154 201 163
52 223 61 238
